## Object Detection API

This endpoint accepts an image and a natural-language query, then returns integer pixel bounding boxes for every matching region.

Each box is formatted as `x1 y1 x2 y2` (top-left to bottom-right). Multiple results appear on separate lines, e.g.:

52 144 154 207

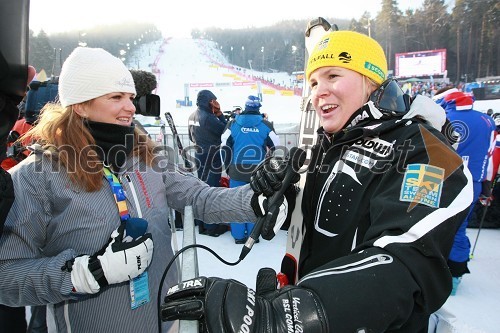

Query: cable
156 243 242 333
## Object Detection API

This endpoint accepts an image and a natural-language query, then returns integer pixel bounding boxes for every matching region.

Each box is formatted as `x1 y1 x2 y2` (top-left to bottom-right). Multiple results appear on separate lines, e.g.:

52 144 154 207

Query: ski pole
164 112 193 172
470 177 497 259
469 202 489 259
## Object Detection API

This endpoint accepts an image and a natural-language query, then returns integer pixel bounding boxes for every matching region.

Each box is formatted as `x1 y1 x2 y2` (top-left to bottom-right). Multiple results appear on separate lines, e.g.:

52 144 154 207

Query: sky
29 0 454 38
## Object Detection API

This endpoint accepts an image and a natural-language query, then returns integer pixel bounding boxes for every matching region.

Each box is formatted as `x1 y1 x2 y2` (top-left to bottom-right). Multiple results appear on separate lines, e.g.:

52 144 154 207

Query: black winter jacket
283 103 472 332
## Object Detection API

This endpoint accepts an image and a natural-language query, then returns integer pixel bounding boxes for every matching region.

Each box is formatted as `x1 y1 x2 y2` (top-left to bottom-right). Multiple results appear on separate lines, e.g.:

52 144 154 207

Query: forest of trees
200 0 498 83
28 0 498 84
28 22 162 77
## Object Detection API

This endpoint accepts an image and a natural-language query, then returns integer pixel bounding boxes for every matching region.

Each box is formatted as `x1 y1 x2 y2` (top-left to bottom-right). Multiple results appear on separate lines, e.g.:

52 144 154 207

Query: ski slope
135 37 500 333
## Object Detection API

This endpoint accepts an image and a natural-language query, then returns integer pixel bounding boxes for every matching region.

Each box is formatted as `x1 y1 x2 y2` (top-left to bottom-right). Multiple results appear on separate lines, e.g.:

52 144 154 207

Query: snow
136 37 500 332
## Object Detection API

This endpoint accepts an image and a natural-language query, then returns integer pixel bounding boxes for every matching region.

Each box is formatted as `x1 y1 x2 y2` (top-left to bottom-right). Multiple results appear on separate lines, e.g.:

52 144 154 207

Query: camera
133 94 160 117
129 70 160 117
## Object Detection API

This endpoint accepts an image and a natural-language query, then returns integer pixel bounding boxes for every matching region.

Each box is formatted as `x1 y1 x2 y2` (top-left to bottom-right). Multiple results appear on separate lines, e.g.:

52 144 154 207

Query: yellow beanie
306 31 387 85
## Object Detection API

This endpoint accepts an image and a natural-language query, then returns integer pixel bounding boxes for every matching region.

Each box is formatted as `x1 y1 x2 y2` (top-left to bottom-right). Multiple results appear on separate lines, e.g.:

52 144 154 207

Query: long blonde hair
24 103 158 192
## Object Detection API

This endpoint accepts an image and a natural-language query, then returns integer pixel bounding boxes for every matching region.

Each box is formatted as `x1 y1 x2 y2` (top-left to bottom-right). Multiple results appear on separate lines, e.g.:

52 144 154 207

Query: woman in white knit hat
0 47 291 333
162 31 474 333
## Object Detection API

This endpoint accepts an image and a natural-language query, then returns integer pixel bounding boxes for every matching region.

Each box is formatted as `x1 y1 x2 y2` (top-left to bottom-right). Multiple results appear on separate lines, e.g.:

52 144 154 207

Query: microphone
123 217 148 242
129 70 157 96
239 147 306 260
129 70 160 117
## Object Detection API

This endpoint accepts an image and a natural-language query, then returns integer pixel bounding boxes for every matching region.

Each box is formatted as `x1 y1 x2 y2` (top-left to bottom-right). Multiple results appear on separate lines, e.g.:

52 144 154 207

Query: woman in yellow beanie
276 30 472 332
162 31 473 333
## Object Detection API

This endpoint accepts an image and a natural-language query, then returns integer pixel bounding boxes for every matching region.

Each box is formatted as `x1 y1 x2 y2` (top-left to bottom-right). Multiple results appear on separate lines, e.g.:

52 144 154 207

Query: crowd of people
1 11 498 333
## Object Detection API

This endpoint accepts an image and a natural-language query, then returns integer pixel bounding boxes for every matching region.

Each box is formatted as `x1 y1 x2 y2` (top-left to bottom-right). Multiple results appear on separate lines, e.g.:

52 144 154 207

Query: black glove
0 168 15 238
249 152 302 240
0 93 21 162
250 156 300 197
161 268 329 333
479 180 494 206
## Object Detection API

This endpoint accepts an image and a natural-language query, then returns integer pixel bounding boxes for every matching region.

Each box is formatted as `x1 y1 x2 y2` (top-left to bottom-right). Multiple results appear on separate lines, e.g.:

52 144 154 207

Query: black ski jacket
288 102 472 332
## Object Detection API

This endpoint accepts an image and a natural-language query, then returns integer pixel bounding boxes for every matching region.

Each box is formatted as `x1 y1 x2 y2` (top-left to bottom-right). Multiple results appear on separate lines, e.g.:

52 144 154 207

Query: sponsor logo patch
343 150 377 169
364 61 386 81
241 127 259 133
400 164 444 208
351 137 393 157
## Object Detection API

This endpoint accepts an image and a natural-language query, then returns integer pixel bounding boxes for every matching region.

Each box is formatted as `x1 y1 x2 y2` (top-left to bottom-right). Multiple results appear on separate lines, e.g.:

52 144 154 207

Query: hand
250 156 300 197
249 151 303 240
251 192 288 240
1 65 36 161
479 194 493 206
0 168 15 237
64 221 154 294
161 268 329 333
479 180 493 206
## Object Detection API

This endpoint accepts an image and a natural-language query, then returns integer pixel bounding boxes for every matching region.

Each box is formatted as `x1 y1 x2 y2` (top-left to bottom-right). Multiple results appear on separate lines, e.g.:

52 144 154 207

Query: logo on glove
240 288 256 332
269 159 281 171
166 278 204 296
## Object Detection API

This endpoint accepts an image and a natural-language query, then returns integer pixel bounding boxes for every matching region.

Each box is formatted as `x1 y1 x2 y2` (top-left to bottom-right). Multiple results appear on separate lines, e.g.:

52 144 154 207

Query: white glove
67 222 154 294
251 193 289 240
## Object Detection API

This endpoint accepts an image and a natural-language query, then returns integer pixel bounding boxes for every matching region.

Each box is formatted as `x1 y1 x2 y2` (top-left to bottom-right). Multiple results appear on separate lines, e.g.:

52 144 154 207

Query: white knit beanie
59 47 136 107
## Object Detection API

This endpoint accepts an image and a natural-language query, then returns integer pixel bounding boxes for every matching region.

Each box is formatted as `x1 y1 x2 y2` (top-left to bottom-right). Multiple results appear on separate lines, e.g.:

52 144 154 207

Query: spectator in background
468 112 500 229
188 90 229 237
437 90 496 295
220 95 280 243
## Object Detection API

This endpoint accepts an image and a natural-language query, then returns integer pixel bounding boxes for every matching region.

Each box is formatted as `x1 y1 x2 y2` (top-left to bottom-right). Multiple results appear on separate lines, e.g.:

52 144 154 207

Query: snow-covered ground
135 37 500 332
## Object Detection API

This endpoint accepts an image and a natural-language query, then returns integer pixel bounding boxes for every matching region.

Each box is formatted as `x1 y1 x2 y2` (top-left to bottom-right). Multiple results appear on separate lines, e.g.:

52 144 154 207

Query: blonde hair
363 76 380 105
23 103 158 192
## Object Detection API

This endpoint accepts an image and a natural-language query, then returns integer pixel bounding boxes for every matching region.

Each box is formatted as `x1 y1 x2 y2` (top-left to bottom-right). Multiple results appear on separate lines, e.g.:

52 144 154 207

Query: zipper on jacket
297 253 393 285
121 173 143 218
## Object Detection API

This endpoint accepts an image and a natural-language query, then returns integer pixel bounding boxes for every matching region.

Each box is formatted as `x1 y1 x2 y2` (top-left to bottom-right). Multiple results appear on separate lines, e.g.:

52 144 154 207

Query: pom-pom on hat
59 47 136 107
244 95 262 111
305 31 387 85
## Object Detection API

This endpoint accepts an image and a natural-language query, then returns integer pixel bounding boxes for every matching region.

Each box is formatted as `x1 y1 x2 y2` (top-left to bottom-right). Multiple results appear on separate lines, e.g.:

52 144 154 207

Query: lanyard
103 167 130 222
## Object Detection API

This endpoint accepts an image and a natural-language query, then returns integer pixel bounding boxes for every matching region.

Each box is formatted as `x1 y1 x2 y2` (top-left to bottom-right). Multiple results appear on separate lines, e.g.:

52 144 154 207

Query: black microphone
129 70 157 96
239 147 306 260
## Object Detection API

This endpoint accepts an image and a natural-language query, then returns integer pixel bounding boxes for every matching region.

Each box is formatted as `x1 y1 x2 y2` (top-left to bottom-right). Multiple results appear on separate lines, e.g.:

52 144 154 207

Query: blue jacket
220 110 280 182
188 103 227 182
441 96 496 182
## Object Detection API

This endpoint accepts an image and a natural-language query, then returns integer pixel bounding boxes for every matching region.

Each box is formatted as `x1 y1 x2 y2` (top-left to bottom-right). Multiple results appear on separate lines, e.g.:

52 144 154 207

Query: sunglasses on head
369 78 411 116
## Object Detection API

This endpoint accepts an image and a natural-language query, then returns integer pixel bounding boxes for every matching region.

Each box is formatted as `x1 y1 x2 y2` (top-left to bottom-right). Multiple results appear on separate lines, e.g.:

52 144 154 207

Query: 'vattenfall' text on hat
306 31 387 85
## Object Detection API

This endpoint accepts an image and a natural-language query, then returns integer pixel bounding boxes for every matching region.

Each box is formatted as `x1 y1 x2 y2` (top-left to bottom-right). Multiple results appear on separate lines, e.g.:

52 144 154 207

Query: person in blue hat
221 95 280 243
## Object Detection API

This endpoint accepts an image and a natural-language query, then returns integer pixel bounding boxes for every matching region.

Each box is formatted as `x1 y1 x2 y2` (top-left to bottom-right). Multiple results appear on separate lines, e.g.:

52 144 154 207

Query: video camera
222 106 242 121
133 94 160 117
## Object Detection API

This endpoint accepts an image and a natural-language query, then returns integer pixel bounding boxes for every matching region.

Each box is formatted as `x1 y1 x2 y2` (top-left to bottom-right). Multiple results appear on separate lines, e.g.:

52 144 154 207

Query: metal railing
149 131 300 162
178 206 198 333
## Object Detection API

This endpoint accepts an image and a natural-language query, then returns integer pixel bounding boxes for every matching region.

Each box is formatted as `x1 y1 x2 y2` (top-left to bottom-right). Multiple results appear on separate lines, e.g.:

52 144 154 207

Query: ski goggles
369 78 411 116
